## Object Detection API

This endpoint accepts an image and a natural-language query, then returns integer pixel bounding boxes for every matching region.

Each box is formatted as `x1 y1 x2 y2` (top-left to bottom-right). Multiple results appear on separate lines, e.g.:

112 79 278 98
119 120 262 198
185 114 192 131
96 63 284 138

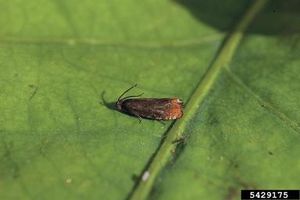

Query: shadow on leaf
174 0 300 36
100 91 116 111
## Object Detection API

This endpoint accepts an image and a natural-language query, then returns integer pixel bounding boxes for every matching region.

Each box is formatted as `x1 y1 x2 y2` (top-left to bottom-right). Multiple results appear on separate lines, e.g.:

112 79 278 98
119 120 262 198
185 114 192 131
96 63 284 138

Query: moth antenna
121 93 144 100
117 84 138 101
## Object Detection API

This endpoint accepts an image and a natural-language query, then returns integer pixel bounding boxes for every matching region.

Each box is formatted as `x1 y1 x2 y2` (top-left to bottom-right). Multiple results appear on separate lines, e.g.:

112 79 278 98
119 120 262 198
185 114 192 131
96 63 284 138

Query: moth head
116 100 124 111
116 84 141 111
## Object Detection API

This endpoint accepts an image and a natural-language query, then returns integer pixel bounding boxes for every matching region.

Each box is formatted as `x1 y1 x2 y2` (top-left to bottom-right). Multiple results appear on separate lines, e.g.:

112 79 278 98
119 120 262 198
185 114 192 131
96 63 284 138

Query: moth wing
123 98 183 120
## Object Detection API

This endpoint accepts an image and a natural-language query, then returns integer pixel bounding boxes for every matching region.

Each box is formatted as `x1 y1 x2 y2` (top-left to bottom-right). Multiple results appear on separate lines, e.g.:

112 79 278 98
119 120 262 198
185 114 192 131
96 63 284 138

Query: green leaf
1 0 299 200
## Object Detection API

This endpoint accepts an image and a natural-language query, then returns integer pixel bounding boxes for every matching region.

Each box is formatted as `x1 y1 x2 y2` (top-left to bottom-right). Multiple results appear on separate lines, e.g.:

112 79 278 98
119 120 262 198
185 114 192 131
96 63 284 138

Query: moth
116 84 183 121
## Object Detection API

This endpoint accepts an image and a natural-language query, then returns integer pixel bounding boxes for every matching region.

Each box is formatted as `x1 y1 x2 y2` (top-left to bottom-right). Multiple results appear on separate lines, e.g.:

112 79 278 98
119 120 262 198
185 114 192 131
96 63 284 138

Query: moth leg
136 115 142 123
157 120 166 126
130 110 142 123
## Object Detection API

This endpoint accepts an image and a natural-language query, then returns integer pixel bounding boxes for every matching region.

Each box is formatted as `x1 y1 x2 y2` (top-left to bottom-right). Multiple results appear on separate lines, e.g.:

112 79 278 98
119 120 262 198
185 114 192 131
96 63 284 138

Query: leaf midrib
127 0 269 200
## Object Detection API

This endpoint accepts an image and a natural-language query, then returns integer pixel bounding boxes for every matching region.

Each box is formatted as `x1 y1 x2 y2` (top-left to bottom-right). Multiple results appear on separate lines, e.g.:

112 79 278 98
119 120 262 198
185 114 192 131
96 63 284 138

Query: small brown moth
116 84 183 121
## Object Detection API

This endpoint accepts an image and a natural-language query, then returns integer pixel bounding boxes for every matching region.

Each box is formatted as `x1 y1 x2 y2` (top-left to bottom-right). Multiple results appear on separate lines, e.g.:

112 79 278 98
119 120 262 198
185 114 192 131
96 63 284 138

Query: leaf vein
0 34 221 49
225 68 300 134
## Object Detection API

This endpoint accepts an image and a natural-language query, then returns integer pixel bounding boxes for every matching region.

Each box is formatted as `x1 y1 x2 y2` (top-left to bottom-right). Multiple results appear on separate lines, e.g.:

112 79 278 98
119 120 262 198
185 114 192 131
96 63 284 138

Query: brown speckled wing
122 98 183 120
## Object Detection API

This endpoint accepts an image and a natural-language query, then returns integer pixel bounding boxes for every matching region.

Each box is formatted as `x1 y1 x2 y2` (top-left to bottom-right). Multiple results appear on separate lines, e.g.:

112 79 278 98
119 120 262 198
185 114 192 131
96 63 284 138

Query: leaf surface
0 0 299 200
